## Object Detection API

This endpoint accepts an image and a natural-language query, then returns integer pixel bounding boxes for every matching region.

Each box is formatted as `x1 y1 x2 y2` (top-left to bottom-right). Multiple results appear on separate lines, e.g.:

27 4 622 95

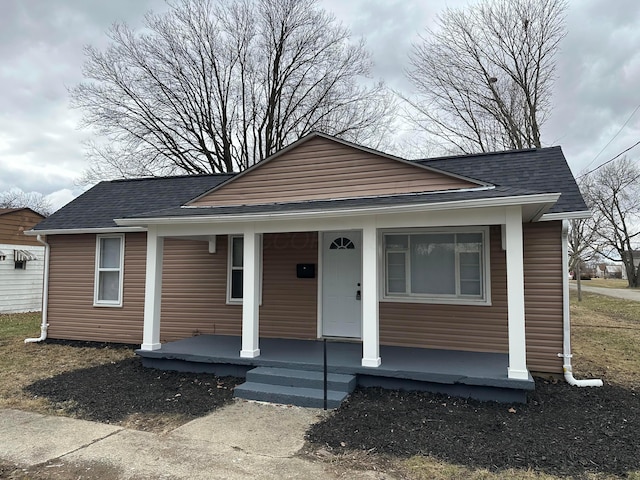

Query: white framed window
94 234 125 307
381 227 491 305
227 234 262 304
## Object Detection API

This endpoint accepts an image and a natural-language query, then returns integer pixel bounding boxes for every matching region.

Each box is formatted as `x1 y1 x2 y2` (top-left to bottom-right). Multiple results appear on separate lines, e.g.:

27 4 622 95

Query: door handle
356 290 361 300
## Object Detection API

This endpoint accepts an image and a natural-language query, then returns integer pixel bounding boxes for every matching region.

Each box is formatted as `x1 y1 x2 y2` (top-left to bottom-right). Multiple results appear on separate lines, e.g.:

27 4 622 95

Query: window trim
94 234 125 307
226 234 263 305
380 226 491 306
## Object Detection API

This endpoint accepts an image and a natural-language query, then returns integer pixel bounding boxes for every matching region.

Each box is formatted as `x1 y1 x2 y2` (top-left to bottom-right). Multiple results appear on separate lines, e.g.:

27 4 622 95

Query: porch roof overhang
116 187 562 230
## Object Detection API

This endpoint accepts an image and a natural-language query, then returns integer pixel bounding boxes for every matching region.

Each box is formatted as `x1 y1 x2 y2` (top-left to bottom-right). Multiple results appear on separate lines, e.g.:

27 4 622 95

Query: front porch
136 335 534 403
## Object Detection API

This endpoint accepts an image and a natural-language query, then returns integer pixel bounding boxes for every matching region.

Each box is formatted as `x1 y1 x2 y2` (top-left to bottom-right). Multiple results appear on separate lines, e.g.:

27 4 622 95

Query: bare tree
582 157 640 288
568 217 599 271
0 189 52 216
568 216 601 301
568 179 600 274
71 0 394 182
405 0 567 154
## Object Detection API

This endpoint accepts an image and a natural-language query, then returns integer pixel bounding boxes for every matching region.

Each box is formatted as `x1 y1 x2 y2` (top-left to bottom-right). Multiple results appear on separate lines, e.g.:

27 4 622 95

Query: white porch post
240 225 261 358
141 226 163 351
361 219 381 367
505 206 528 379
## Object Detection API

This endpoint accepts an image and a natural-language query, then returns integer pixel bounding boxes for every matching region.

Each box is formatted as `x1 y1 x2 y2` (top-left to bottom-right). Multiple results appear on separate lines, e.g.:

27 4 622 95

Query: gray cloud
0 0 638 211
542 0 640 173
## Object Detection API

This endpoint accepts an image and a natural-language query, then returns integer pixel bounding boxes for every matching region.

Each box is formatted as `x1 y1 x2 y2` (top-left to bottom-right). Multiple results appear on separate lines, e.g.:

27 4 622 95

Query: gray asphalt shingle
417 146 587 214
32 145 586 231
32 174 234 231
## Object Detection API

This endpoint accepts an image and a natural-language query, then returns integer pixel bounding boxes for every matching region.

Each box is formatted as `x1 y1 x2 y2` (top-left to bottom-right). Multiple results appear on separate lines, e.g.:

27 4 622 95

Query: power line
583 102 640 171
577 140 640 179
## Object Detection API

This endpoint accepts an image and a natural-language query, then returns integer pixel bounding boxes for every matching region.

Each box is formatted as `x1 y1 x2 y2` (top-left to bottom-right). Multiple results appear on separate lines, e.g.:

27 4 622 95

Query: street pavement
569 283 640 302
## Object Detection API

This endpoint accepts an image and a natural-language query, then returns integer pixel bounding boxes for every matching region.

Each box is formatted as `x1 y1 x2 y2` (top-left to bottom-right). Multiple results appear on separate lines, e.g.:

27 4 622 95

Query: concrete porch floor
136 335 534 403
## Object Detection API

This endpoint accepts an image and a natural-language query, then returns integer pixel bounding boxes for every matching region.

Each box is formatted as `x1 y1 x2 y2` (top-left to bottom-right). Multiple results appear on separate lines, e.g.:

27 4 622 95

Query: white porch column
141 226 164 351
361 218 381 367
505 206 528 379
240 225 261 358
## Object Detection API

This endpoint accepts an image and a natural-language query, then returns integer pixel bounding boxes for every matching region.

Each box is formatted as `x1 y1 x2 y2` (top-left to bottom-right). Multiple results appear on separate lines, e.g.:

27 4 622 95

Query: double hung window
94 234 124 306
383 228 489 304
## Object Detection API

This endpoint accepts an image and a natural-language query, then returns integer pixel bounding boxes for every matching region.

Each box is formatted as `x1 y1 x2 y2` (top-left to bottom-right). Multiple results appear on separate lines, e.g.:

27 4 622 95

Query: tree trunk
576 262 582 302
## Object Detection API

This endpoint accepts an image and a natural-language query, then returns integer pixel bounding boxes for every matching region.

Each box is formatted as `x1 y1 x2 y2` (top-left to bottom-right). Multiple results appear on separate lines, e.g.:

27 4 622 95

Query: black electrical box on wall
296 263 315 278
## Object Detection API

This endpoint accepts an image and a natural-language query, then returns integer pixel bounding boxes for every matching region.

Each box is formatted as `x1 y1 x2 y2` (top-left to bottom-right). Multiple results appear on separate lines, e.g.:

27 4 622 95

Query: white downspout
25 234 49 343
559 220 602 387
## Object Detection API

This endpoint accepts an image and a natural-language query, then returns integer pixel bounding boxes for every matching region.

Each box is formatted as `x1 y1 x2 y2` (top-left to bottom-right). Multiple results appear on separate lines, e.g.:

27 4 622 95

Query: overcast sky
1 0 639 211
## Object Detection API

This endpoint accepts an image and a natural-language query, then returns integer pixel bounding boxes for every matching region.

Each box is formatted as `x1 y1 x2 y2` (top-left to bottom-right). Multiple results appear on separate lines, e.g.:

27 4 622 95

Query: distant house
595 263 625 280
28 132 591 404
0 208 45 313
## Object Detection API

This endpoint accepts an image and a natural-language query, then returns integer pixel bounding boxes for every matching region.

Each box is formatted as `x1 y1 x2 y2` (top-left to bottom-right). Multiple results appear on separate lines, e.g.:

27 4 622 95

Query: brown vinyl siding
0 209 44 246
522 221 564 373
379 226 509 352
160 232 318 341
379 222 564 373
159 237 241 340
47 234 241 343
260 232 318 339
47 233 146 343
46 223 562 372
191 136 476 207
47 232 317 344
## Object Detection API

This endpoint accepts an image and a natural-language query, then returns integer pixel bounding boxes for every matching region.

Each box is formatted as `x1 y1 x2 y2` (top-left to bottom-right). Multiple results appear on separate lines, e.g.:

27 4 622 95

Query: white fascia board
115 193 561 227
539 210 591 221
24 226 147 236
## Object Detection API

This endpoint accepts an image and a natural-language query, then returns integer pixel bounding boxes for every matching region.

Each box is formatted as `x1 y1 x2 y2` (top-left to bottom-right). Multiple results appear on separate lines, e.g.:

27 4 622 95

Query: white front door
322 231 362 338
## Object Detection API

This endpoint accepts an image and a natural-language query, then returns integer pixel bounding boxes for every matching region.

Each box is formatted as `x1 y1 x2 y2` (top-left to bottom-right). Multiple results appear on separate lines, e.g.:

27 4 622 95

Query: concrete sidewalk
0 401 392 479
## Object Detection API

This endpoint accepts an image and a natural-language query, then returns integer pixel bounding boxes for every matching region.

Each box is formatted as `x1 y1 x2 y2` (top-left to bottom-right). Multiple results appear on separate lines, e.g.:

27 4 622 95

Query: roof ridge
419 146 560 163
107 172 237 184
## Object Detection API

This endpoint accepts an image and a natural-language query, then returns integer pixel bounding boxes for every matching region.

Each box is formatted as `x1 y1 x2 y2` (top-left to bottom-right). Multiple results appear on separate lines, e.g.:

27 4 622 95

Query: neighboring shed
0 208 46 313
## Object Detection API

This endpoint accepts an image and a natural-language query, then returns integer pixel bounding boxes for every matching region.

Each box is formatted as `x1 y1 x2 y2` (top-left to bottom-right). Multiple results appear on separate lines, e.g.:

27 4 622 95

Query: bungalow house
0 208 45 313
27 133 595 405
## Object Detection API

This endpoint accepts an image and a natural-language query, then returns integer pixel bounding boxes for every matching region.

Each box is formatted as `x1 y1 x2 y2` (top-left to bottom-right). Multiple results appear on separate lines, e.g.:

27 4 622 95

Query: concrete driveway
0 401 395 479
570 283 640 302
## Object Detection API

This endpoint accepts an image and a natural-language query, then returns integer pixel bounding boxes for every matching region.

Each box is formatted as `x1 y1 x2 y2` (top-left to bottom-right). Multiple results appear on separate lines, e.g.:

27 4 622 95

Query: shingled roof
417 146 587 215
31 142 586 233
31 174 233 232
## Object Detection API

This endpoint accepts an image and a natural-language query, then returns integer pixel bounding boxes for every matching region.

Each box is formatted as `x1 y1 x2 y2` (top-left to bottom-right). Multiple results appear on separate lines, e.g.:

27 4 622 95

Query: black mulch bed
307 380 640 478
25 347 241 425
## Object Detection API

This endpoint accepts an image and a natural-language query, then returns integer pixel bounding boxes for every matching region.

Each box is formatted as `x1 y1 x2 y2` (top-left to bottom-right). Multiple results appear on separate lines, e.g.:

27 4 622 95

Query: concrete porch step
246 366 357 392
234 381 349 409
234 366 357 408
